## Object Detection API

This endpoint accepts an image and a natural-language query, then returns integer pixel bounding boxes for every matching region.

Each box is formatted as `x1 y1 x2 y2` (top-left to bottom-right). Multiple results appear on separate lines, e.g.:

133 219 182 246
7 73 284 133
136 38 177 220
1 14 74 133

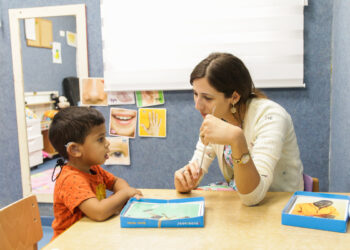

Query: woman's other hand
174 162 202 193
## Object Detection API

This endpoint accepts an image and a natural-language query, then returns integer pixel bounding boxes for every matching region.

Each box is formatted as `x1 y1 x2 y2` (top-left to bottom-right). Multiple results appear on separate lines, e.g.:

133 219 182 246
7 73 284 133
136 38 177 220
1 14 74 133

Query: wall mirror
9 4 88 203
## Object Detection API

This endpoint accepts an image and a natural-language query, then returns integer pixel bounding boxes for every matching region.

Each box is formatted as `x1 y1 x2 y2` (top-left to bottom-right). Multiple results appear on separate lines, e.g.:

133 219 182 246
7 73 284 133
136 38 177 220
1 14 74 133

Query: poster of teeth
109 108 137 138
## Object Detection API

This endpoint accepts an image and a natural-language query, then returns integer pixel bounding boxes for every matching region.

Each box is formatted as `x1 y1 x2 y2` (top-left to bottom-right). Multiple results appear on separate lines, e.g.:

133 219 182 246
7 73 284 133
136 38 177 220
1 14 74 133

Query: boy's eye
98 137 105 143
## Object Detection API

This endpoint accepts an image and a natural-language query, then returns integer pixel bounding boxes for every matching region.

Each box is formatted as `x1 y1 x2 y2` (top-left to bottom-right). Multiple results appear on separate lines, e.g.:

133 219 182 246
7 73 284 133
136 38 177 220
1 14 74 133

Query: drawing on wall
52 42 62 64
105 136 130 165
80 78 108 106
24 18 36 40
138 108 166 137
135 91 164 107
109 108 137 138
66 31 77 47
108 91 135 105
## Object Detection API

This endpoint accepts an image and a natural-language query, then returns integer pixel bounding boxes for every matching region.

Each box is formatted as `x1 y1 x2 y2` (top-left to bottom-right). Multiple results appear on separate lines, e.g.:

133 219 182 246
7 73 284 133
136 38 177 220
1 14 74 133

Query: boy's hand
122 187 143 199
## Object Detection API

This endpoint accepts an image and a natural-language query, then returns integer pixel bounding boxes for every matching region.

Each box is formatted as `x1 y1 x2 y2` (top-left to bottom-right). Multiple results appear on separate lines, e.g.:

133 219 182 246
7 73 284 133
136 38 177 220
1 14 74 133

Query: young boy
49 106 142 239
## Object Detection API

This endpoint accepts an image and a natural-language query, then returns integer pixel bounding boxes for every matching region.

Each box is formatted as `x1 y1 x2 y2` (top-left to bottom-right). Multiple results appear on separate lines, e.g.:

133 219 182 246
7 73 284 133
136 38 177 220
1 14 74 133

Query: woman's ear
231 91 241 105
66 142 82 158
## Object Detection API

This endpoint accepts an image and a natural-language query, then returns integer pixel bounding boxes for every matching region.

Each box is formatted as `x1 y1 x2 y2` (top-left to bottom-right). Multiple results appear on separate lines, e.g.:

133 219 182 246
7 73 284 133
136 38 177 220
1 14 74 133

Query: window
101 0 307 91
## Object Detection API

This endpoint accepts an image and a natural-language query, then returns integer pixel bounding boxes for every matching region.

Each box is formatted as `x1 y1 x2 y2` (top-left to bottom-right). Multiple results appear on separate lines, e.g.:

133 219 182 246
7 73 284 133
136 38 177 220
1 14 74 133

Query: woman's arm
200 115 260 194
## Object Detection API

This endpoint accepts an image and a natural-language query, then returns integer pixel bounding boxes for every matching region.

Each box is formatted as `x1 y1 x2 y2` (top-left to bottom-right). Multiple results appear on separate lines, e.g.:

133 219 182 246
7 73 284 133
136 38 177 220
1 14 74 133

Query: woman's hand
200 114 242 146
174 162 202 193
141 110 161 136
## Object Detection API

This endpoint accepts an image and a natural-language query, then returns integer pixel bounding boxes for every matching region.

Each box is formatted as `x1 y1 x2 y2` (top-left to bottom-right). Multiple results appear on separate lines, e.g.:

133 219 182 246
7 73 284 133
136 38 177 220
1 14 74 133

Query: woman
174 53 304 206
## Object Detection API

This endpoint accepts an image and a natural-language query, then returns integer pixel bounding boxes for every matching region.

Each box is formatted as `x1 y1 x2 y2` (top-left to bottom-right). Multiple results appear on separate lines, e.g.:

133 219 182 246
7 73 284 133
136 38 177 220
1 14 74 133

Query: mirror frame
9 4 88 203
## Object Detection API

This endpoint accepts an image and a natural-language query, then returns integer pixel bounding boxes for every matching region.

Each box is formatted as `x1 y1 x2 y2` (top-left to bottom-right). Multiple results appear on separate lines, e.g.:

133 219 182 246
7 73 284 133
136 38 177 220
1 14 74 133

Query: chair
0 195 43 250
303 173 319 192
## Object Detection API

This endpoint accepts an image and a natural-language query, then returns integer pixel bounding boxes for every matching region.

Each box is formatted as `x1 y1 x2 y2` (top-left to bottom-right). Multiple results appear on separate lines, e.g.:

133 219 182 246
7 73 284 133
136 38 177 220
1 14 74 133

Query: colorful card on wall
80 78 108 106
135 91 164 107
108 91 135 105
52 42 62 64
105 137 130 165
138 108 166 137
109 108 137 138
66 31 77 47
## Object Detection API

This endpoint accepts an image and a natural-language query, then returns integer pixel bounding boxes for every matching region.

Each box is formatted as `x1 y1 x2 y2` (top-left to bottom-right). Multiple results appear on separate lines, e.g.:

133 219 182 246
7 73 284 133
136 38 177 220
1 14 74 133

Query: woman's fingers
175 169 190 190
175 166 197 191
188 162 200 179
183 169 194 189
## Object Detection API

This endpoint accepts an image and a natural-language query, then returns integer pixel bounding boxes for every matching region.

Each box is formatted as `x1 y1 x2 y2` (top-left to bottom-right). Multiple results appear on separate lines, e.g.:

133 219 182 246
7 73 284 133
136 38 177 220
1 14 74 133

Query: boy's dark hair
49 106 105 159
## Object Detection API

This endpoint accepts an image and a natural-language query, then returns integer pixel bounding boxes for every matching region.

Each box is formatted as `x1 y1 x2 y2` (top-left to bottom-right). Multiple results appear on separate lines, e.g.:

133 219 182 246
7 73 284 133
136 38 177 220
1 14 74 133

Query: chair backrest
312 177 319 192
0 195 43 250
303 173 320 192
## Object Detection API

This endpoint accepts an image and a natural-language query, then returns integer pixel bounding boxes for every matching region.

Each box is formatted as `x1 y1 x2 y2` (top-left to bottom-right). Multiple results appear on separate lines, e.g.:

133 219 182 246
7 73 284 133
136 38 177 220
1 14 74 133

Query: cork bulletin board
27 18 53 48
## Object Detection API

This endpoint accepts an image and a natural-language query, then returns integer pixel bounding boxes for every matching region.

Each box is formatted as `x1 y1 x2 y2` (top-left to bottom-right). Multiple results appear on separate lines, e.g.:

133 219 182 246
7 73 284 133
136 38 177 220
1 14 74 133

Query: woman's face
109 108 137 137
192 77 233 120
82 78 108 105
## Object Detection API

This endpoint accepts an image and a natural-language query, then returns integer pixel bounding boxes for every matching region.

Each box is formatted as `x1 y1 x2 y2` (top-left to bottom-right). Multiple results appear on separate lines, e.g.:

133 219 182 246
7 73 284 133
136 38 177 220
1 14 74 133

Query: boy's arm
78 186 142 221
112 176 131 193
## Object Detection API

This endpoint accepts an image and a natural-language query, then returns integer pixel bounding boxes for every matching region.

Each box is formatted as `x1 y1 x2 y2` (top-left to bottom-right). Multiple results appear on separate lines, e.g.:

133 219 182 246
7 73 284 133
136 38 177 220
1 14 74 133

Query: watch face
241 153 250 164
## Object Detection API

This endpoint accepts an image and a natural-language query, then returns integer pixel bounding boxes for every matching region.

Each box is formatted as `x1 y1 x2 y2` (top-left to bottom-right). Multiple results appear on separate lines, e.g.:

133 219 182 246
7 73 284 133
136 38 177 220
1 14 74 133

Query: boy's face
80 124 110 166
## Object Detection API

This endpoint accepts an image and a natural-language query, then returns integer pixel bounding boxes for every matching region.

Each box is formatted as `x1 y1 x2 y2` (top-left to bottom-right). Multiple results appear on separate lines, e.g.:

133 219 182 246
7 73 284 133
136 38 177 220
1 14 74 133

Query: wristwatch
233 153 250 165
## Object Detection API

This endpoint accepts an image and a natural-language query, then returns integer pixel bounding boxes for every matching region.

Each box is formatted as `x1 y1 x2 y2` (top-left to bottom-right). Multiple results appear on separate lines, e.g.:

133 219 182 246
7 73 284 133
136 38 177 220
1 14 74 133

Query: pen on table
197 106 216 175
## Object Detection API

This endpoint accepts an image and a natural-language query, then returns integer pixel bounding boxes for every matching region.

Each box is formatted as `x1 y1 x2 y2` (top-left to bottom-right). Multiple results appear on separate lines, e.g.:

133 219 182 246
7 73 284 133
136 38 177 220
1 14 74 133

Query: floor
31 156 59 175
31 160 56 248
39 216 54 249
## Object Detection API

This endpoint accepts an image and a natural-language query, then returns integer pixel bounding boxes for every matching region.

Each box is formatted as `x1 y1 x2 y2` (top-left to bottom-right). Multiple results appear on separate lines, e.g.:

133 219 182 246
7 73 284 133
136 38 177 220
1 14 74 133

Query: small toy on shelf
50 93 70 110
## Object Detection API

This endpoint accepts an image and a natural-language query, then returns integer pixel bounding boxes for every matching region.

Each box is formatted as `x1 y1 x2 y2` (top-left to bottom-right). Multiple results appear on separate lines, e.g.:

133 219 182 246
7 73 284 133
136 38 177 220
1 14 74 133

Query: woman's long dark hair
190 52 266 106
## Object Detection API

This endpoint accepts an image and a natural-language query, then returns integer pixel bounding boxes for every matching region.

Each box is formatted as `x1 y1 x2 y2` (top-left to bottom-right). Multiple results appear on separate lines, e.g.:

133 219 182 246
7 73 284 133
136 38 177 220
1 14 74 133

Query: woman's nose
195 97 204 111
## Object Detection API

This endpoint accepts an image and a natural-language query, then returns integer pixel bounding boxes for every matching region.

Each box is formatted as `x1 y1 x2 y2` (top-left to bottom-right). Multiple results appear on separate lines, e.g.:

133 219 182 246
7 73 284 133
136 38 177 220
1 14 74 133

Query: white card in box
27 134 43 153
29 149 43 167
26 118 41 138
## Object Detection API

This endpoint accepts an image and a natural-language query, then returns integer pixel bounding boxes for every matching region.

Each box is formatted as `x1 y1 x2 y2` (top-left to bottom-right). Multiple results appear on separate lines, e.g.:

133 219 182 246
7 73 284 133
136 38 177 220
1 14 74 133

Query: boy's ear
66 142 82 157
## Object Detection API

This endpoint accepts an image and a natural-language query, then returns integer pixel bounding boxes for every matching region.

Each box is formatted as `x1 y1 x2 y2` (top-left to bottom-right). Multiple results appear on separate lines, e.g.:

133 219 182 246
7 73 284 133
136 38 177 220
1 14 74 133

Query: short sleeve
95 165 116 190
58 175 96 214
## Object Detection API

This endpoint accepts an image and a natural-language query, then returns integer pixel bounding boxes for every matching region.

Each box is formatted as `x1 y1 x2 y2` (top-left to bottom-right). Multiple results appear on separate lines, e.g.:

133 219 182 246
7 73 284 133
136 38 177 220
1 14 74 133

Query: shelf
26 101 55 106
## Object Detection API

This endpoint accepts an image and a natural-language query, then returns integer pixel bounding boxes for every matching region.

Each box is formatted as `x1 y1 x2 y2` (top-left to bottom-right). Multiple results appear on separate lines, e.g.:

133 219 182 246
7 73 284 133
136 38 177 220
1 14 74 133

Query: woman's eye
204 96 213 101
110 151 124 158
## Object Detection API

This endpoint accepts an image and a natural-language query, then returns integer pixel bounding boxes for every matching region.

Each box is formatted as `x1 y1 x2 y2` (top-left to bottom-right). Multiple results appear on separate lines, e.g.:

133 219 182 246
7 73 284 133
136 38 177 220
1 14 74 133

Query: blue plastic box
120 197 205 228
282 191 350 233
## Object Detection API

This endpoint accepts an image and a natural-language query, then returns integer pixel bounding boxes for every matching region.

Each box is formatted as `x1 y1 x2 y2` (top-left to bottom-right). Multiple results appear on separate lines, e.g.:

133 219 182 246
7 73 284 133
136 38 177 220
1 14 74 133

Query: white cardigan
190 98 304 206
